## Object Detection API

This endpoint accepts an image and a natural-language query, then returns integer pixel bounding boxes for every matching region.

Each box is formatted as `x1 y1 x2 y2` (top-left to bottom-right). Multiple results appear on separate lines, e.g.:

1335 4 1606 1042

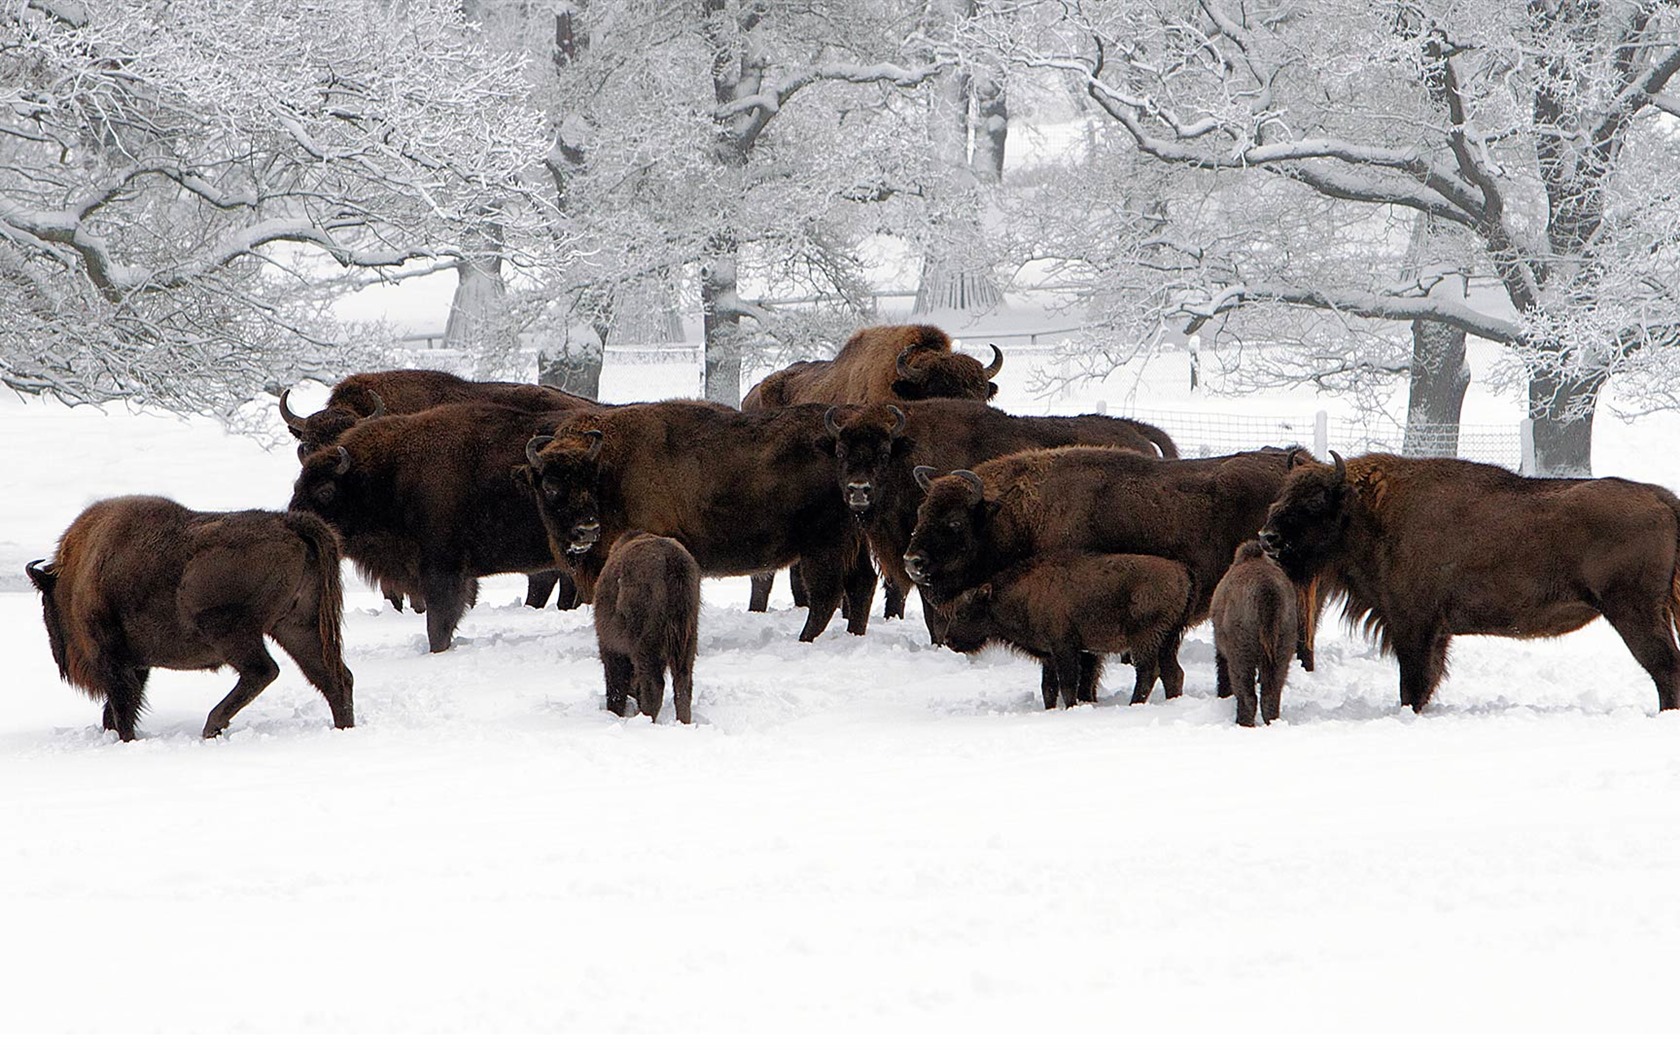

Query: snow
3 352 1680 1039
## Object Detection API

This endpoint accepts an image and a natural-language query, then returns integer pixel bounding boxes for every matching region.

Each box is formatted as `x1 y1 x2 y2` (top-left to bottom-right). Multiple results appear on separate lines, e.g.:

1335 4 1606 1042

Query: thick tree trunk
701 238 744 407
970 69 1007 184
444 224 516 380
1402 318 1470 457
1527 368 1603 478
538 288 611 398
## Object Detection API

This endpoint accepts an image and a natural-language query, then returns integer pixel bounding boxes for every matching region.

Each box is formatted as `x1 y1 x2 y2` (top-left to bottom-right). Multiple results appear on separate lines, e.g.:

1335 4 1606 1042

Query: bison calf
1210 540 1298 727
941 552 1192 709
26 497 354 741
594 532 700 724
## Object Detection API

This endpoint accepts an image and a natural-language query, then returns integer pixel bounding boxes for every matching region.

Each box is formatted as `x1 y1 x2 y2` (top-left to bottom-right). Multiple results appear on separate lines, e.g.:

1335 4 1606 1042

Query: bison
594 531 701 724
941 552 1193 709
1259 451 1680 714
742 324 1003 409
1210 540 1298 727
904 447 1317 689
520 400 877 643
823 399 1179 636
26 497 354 741
289 401 583 653
279 369 597 613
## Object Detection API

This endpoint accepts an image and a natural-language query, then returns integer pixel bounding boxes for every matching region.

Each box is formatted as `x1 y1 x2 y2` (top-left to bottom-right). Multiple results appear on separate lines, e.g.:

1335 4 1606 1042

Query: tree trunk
444 224 516 379
538 287 611 398
1527 368 1603 478
701 236 744 407
970 69 1007 184
1402 317 1469 457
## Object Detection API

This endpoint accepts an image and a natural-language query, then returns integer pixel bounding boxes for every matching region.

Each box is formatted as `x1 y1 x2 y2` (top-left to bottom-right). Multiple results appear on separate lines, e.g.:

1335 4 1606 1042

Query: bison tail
286 511 349 699
1131 420 1179 459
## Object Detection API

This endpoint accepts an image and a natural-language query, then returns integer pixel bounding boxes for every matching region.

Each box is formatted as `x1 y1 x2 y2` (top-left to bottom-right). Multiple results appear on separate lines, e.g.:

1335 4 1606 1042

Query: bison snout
1258 529 1282 554
903 552 929 584
568 519 602 554
845 482 872 509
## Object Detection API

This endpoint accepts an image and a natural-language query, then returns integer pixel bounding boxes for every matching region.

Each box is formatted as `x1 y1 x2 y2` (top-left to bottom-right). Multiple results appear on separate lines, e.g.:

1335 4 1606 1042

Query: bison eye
313 482 336 504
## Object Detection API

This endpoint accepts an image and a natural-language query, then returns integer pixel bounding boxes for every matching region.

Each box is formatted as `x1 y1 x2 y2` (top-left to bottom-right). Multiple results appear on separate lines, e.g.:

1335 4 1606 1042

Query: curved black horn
951 469 985 502
983 344 1004 379
25 558 55 580
333 446 353 476
278 388 305 427
584 430 605 460
913 465 939 492
896 346 925 381
526 434 551 469
1330 449 1346 482
1285 448 1302 470
886 405 906 438
824 406 845 439
363 390 387 419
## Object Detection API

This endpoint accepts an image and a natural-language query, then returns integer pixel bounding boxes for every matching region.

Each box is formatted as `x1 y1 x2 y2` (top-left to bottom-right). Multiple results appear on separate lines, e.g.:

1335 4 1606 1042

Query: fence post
1519 418 1535 476
1313 410 1329 458
1095 400 1107 416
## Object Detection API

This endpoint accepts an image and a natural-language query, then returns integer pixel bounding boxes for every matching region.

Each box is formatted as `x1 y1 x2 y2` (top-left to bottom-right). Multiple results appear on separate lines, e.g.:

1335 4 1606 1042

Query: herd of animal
24 324 1680 740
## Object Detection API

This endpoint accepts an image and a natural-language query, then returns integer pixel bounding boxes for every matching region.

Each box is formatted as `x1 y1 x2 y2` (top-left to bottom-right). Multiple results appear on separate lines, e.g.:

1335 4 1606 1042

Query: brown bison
824 399 1179 635
289 402 583 653
904 447 1317 688
520 400 876 643
279 369 596 612
594 531 701 724
26 497 354 741
941 552 1193 709
742 324 1003 409
1259 452 1680 714
1210 540 1298 726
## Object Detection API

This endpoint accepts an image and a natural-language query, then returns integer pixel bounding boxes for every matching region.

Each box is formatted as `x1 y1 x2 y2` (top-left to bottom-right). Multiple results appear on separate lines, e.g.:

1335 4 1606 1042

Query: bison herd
24 324 1680 740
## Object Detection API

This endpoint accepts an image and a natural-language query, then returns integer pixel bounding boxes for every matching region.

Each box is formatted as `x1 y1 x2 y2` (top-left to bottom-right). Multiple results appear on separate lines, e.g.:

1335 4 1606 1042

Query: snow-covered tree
0 0 554 414
990 0 1680 475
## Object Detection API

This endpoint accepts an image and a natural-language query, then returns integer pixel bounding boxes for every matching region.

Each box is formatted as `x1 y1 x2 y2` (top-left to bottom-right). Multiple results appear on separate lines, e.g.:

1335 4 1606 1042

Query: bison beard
1260 451 1680 714
26 497 354 740
521 400 875 643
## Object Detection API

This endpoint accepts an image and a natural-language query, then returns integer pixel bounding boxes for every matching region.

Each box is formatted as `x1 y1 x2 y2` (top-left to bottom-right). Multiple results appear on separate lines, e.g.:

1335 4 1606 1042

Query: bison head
891 344 1003 402
939 581 997 654
25 560 69 680
280 387 385 462
519 430 606 558
824 404 910 516
289 444 360 528
1259 449 1350 579
903 466 991 603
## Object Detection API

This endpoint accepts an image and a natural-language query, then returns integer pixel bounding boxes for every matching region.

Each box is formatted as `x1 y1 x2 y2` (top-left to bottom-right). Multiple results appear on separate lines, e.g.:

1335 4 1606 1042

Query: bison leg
1600 601 1680 712
793 552 846 643
602 651 635 718
1078 651 1104 704
748 573 775 613
1039 660 1060 710
632 655 666 722
1297 577 1326 672
269 623 355 730
671 659 695 726
920 590 950 646
789 562 809 608
381 583 406 612
1052 647 1083 710
524 571 559 609
103 666 149 742
1259 651 1289 725
199 627 281 738
1395 628 1450 713
1128 646 1161 706
883 579 907 620
552 573 582 610
1158 631 1186 699
842 556 877 636
1214 650 1233 699
420 568 472 653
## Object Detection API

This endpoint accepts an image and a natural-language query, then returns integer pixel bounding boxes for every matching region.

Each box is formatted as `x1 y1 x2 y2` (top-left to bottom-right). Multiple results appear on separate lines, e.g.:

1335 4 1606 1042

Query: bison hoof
201 723 225 739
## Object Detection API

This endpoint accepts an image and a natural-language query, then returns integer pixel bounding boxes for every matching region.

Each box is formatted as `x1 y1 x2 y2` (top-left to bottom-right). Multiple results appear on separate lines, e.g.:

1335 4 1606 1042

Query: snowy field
3 348 1680 1040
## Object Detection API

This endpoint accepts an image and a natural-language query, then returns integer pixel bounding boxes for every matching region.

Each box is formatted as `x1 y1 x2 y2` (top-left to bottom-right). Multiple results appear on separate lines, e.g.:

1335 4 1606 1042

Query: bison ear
812 435 838 457
890 380 920 400
986 382 999 400
510 465 534 491
891 434 916 458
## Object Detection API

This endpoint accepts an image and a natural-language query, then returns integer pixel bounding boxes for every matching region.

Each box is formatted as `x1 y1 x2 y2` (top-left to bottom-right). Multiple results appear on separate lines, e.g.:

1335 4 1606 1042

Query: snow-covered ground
3 350 1679 1039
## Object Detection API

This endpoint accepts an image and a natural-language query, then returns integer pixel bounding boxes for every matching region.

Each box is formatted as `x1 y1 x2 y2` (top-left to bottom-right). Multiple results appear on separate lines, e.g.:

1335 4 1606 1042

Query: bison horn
364 390 387 419
983 344 1004 379
824 406 845 439
1330 449 1346 481
886 404 906 438
278 388 305 428
584 430 605 460
895 346 926 381
25 559 55 580
526 434 551 469
333 446 353 476
913 465 939 492
951 469 985 502
1285 448 1301 470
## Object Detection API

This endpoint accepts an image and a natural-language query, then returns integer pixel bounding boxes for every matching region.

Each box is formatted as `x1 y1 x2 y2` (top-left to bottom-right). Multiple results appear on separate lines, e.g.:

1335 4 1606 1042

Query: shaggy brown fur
26 497 353 741
825 399 1179 639
905 446 1318 690
1210 540 1298 726
520 400 876 643
1261 452 1680 713
290 402 584 653
594 531 701 724
942 552 1193 709
279 368 596 612
741 324 1002 408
